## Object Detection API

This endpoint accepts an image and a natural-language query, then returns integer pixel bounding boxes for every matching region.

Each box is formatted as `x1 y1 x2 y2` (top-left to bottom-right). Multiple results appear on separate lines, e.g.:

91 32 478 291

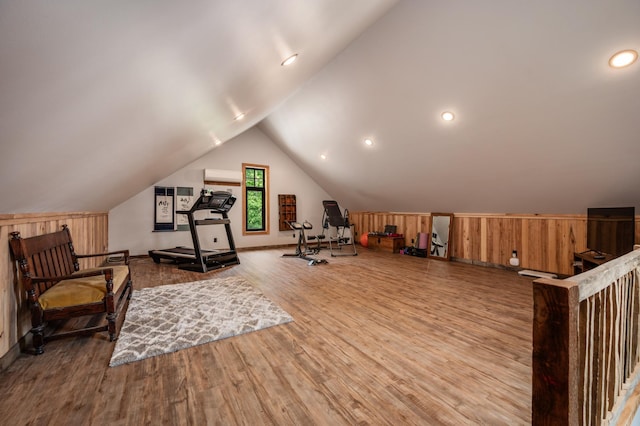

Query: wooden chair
9 225 133 354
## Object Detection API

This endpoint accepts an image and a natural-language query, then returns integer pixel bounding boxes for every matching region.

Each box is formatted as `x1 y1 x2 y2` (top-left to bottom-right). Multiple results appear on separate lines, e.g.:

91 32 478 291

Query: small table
573 251 615 275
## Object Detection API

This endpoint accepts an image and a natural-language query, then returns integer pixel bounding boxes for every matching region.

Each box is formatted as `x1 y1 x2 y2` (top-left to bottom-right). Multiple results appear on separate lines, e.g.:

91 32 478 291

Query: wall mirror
428 213 453 261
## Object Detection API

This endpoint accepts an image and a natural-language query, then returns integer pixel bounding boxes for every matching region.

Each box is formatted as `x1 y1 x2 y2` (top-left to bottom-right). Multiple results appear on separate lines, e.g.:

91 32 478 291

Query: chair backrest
9 225 79 297
322 200 346 227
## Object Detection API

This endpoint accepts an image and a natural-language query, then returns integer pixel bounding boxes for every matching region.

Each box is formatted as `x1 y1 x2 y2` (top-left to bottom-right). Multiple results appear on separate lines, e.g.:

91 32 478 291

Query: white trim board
518 269 558 279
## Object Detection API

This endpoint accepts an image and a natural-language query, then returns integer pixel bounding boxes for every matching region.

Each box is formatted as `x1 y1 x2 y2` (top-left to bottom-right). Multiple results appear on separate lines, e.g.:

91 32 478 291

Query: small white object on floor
518 269 558 279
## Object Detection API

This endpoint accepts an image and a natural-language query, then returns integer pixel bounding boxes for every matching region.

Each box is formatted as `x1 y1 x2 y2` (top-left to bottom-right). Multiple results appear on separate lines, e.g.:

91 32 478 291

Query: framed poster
176 187 194 231
154 186 175 231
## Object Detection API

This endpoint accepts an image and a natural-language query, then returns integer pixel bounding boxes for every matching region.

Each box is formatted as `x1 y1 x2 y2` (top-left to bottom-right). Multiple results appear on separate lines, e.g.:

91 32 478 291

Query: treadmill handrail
194 218 230 225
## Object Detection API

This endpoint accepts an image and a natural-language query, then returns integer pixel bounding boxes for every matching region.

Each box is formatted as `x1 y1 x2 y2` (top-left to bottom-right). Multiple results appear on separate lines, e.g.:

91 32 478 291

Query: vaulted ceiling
1 0 638 215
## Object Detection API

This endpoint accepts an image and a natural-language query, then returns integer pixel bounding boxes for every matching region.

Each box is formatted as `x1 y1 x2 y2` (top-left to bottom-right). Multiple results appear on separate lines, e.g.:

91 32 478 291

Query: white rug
109 276 293 367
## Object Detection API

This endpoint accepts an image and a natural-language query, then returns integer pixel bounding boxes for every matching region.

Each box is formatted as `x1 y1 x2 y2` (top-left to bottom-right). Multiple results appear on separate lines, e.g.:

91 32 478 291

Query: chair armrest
76 249 130 264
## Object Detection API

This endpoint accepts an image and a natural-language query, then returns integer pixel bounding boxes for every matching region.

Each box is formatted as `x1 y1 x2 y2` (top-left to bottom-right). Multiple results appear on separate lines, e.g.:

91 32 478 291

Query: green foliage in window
245 166 267 232
246 190 264 230
245 169 264 188
254 169 264 188
245 169 255 187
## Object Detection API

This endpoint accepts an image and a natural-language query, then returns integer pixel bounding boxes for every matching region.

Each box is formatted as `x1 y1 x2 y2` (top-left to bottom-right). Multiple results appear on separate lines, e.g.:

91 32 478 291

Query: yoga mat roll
418 232 428 249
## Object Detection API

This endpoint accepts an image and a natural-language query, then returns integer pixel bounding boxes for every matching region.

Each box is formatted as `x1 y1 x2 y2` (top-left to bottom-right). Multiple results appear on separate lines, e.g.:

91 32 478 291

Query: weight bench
306 233 327 251
282 221 327 266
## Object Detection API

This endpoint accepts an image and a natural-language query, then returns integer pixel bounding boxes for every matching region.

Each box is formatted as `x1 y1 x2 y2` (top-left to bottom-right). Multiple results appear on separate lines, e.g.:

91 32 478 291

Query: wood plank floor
0 247 533 425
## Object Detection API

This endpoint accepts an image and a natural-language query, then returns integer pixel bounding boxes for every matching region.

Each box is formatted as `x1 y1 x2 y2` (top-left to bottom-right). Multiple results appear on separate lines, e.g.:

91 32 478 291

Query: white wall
109 126 333 255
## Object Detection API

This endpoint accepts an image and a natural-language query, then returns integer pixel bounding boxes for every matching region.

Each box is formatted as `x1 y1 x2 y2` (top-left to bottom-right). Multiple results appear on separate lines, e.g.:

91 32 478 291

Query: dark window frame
242 163 270 235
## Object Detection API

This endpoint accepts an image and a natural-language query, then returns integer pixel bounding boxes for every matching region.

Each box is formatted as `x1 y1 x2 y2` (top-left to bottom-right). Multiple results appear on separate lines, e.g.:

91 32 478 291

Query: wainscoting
349 211 640 277
0 212 108 361
2 210 638 363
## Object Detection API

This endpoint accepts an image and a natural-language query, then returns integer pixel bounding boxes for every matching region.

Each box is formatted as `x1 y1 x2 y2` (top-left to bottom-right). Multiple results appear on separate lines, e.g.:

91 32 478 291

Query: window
242 163 270 235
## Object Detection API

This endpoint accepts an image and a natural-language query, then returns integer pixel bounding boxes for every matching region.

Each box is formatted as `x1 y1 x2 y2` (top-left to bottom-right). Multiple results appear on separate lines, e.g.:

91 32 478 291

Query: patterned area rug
109 276 293 367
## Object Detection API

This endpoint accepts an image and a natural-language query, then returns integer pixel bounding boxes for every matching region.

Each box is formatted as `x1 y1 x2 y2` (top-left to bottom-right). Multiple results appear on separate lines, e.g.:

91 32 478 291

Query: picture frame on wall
176 187 194 231
154 186 175 231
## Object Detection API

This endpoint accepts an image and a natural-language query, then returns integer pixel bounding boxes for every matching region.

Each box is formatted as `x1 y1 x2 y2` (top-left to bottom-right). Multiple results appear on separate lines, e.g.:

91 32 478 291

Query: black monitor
384 225 397 234
587 207 635 257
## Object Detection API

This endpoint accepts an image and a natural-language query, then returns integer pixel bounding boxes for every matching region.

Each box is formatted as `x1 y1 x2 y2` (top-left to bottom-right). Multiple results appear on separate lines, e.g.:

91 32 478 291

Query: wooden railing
533 248 640 425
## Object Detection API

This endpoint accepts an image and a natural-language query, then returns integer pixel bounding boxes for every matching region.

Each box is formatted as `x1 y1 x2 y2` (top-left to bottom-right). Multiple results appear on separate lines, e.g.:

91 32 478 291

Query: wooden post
532 278 580 425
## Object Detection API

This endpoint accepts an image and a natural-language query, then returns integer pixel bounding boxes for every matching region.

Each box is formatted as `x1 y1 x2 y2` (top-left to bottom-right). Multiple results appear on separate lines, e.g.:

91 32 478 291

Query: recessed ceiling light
364 138 373 146
281 54 298 66
441 111 455 121
234 113 245 121
320 154 326 160
609 50 638 68
209 131 222 145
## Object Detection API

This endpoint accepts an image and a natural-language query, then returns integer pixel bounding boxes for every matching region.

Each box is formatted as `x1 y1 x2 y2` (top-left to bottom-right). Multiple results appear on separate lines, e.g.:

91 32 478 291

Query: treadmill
148 189 240 272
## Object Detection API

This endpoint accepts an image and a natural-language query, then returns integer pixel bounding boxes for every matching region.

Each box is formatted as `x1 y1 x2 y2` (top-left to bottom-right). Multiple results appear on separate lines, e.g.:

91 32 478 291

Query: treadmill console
199 190 236 213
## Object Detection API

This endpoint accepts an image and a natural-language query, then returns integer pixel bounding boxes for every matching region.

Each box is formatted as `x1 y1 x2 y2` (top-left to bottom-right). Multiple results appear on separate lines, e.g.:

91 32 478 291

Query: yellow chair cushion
38 266 130 310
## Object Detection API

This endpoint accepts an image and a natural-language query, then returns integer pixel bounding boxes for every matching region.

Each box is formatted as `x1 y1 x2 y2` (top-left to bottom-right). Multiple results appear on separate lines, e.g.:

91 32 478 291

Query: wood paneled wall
350 211 640 277
0 212 108 360
350 212 431 247
2 210 638 361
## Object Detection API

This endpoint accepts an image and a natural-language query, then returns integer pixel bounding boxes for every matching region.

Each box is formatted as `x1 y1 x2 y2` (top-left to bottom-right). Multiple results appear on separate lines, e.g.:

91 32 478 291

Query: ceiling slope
261 0 640 214
0 0 397 213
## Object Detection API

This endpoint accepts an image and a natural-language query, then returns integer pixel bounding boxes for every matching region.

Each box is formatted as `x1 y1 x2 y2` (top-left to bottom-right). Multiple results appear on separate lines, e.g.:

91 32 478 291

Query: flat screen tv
587 207 635 257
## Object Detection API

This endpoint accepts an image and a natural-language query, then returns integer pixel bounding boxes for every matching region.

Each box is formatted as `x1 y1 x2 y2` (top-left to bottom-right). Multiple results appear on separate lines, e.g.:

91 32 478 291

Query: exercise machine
305 232 327 252
148 189 240 272
321 200 357 257
282 221 327 265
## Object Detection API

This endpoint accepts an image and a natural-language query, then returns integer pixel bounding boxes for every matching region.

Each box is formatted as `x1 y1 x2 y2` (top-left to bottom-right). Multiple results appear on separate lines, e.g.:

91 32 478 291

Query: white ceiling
1 0 639 215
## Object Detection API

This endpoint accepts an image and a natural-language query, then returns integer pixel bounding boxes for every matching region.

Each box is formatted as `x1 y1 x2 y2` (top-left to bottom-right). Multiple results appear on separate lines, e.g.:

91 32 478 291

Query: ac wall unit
203 169 242 186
